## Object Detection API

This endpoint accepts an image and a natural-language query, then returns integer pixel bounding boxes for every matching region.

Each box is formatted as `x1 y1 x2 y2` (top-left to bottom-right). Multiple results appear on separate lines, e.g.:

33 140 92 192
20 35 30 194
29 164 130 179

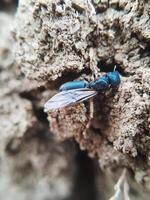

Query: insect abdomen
59 81 87 91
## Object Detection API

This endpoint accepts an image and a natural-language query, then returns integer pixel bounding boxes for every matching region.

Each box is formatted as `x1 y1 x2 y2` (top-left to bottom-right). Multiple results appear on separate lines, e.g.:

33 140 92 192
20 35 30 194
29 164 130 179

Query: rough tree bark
0 0 150 200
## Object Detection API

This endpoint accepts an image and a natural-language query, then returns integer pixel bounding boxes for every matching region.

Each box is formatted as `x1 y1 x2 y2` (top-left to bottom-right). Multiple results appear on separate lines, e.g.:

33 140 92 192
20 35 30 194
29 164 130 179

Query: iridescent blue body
59 81 88 91
44 71 120 111
59 71 120 91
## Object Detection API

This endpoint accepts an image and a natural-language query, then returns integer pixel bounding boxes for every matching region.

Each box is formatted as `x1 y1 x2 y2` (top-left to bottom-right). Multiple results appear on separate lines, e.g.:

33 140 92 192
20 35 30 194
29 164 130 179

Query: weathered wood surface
0 0 150 199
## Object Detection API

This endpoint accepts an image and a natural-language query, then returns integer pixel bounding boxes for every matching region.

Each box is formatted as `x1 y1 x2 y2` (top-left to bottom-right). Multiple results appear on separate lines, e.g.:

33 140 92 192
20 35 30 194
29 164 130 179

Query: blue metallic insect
44 71 120 111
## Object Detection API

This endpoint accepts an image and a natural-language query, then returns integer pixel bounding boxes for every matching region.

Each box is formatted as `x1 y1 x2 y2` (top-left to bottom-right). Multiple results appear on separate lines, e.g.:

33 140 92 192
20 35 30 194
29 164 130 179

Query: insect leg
89 98 94 120
83 98 94 137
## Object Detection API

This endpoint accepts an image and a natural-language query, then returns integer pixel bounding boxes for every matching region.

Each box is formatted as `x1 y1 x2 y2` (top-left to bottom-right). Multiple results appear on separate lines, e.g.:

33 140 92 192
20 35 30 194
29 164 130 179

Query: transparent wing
44 88 97 111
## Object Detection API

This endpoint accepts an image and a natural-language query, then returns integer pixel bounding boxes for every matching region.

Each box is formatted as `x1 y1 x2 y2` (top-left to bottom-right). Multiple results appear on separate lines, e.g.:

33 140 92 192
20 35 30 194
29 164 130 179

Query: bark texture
0 0 150 199
0 10 75 200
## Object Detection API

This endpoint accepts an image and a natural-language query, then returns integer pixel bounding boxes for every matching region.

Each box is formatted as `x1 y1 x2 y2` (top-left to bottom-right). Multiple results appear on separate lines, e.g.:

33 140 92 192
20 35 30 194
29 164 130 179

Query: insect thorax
89 76 110 91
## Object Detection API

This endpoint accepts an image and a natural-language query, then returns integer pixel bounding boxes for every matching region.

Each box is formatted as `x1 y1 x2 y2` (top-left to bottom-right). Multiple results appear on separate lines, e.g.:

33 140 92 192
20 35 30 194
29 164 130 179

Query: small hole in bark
52 68 92 90
0 0 18 12
71 148 98 200
131 32 146 42
95 6 107 14
139 41 150 58
5 138 22 155
90 126 101 135
72 3 85 14
41 3 48 11
109 2 124 11
20 93 37 101
52 71 83 89
97 60 129 77
33 106 49 125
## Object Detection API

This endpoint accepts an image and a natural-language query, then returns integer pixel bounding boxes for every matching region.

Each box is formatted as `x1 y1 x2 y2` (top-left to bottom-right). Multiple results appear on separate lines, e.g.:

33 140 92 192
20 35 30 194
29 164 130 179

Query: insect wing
44 88 97 111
